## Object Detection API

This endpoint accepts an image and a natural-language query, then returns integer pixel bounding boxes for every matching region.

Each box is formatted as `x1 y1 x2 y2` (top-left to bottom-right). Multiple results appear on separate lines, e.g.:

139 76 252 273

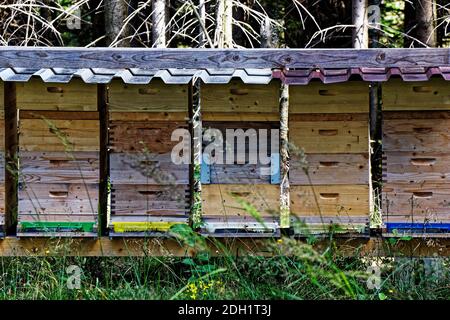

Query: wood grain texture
290 185 370 217
290 81 369 113
383 183 450 221
203 112 279 121
111 184 189 216
202 184 279 218
0 47 449 69
19 151 99 184
16 78 97 111
109 112 187 121
383 115 450 152
383 78 450 111
109 153 188 185
290 153 370 185
209 163 271 184
290 117 369 153
202 81 279 114
18 183 98 215
19 117 99 152
109 120 187 153
108 80 188 112
383 151 450 184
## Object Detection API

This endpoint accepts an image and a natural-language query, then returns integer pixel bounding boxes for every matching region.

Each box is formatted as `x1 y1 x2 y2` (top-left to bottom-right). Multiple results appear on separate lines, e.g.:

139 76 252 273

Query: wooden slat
383 78 450 111
203 112 279 121
18 214 97 223
109 120 187 153
289 117 369 153
111 184 189 216
290 185 370 217
202 184 279 218
1 47 450 69
19 118 99 152
202 81 279 115
209 163 271 184
20 110 99 120
19 151 99 184
18 183 98 215
108 80 188 112
383 151 450 184
109 153 188 185
109 112 187 121
290 81 369 113
383 116 450 152
290 153 370 185
16 78 97 111
383 183 450 221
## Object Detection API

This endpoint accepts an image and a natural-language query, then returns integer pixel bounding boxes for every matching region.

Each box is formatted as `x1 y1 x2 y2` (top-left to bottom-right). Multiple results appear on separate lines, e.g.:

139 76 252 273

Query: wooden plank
290 153 370 185
1 47 450 69
19 118 99 152
203 112 279 121
383 78 450 111
16 78 97 111
108 79 188 112
383 183 450 220
290 185 370 217
110 153 188 185
18 183 98 215
383 116 450 152
202 81 279 114
20 110 99 120
109 120 187 153
290 81 369 113
202 184 279 218
289 118 369 153
19 151 99 184
111 184 189 216
208 163 271 184
383 151 450 184
4 82 17 234
109 112 187 121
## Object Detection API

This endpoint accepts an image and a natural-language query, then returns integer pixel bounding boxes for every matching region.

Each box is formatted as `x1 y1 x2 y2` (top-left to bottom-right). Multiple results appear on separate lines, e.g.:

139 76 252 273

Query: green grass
1 236 449 300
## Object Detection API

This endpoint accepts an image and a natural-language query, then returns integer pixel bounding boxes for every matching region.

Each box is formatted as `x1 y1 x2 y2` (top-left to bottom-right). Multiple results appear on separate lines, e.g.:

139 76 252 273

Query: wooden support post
189 79 202 228
280 81 290 229
98 84 109 236
4 82 17 236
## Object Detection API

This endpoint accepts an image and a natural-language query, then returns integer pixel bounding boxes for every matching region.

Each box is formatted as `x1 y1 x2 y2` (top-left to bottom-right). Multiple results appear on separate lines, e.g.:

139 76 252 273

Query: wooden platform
0 236 450 257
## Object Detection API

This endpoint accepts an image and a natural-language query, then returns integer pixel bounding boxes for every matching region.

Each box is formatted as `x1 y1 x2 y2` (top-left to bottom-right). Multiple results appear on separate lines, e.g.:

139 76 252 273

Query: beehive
382 78 450 234
108 79 190 235
289 81 371 235
201 80 280 236
16 79 99 236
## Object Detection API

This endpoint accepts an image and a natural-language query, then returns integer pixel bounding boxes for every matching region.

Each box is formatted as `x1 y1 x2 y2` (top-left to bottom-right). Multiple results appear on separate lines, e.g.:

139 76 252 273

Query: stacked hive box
108 79 190 235
382 78 450 234
201 80 280 236
0 82 4 235
289 81 371 234
17 78 99 236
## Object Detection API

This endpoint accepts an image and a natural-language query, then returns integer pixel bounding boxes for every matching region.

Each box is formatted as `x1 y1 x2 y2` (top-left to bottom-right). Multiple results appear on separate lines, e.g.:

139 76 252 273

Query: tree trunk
198 0 207 47
352 0 368 48
416 0 436 47
215 0 233 48
404 0 436 47
152 0 166 48
104 0 130 46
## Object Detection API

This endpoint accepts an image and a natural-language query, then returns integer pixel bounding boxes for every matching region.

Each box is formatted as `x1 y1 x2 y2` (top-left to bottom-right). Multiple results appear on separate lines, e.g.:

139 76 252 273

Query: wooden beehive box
108 79 190 235
382 78 450 234
289 81 371 235
201 80 280 236
0 81 4 235
16 79 99 236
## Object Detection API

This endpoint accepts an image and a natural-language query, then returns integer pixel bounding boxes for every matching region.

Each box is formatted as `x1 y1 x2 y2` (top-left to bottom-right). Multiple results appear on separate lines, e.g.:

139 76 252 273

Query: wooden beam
0 236 450 257
98 84 108 236
4 82 17 236
0 47 449 69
